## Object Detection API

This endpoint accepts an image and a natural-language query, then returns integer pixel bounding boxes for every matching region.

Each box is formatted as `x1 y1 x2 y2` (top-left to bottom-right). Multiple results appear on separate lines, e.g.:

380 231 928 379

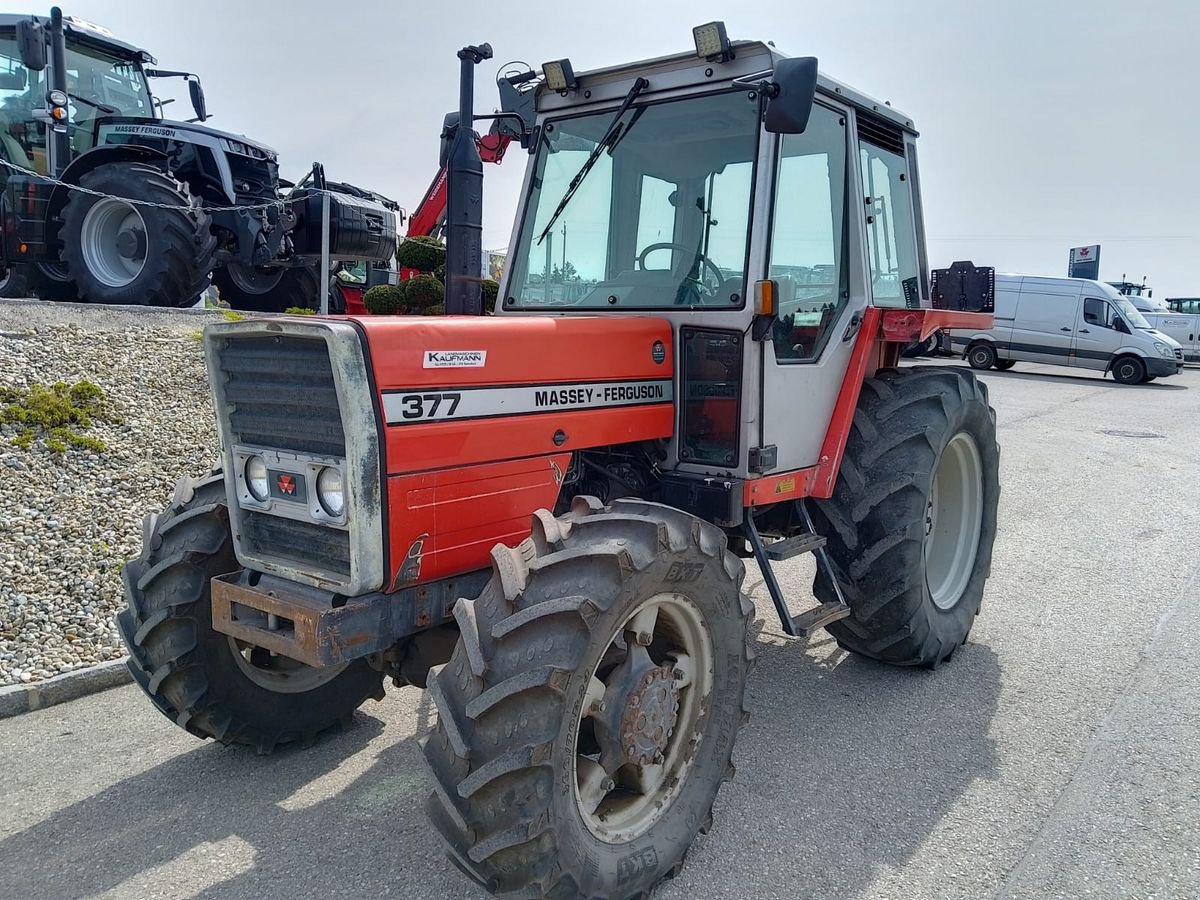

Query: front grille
241 511 351 578
227 153 279 203
215 334 346 457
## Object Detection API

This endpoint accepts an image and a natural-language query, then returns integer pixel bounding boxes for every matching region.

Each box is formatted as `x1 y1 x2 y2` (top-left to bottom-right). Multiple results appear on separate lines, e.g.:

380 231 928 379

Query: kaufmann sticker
424 350 487 368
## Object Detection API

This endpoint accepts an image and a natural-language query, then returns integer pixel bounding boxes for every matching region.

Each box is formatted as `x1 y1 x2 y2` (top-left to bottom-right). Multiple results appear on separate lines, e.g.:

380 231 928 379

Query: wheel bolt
636 630 653 646
602 778 615 791
590 699 606 714
653 752 664 765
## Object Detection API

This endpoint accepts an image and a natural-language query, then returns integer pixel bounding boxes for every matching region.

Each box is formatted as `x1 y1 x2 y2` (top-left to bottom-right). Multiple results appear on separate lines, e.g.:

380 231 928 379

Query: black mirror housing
764 56 819 134
16 19 47 72
188 78 207 121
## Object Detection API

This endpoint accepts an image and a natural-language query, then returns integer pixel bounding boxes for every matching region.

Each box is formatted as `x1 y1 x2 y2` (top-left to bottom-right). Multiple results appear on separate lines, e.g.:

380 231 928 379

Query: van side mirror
1084 310 1099 324
16 19 47 72
1113 317 1130 334
764 57 819 134
188 78 208 122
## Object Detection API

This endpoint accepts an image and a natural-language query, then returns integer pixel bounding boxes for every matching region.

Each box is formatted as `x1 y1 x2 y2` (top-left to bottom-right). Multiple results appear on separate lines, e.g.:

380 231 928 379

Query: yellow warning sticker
774 478 796 495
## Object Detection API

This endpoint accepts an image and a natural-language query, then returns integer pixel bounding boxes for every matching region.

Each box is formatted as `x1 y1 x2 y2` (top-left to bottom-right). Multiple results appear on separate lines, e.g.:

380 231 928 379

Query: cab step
743 501 852 640
789 600 851 637
763 532 826 561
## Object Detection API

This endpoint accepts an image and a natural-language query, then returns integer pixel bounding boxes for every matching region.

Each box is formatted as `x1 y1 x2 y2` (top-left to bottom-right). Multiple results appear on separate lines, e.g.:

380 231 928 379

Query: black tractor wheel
28 261 80 302
993 359 1016 371
811 367 1000 667
213 263 322 312
60 162 215 307
0 263 31 298
116 468 384 752
966 342 996 370
423 497 754 899
1111 355 1146 385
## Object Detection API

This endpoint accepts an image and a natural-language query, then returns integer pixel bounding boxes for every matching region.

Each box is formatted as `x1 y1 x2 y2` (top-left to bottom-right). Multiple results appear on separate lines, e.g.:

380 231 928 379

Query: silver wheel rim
971 348 990 367
925 432 984 610
1117 361 1137 381
80 198 147 288
228 263 284 295
227 636 347 693
572 592 714 844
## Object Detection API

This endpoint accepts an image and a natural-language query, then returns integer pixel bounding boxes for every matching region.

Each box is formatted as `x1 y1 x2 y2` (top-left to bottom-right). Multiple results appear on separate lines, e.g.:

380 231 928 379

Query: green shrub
1 381 111 453
414 303 445 316
363 283 407 315
404 274 445 311
396 235 446 273
434 263 446 284
481 278 499 313
284 306 316 316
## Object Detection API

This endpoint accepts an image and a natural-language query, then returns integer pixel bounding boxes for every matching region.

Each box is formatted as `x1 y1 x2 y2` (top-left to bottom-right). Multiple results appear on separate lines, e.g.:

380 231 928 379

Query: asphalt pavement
2 360 1198 900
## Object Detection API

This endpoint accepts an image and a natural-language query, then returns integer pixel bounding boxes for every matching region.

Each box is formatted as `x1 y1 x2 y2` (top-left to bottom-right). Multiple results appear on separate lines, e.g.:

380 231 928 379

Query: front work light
316 466 345 518
693 21 732 62
542 59 577 91
245 455 269 501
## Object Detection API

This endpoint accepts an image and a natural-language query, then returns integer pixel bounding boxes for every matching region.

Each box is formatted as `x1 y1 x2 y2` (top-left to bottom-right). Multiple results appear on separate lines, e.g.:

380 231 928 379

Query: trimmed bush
363 283 407 315
415 303 445 316
404 274 445 312
396 236 446 273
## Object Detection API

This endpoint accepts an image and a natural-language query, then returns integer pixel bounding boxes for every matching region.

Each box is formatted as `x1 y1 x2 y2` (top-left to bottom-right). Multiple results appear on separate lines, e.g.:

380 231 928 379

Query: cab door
759 101 927 472
1072 296 1123 370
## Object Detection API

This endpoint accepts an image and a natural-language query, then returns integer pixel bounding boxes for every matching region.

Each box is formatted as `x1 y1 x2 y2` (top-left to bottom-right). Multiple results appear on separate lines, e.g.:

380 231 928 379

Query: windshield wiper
537 76 649 245
68 92 119 115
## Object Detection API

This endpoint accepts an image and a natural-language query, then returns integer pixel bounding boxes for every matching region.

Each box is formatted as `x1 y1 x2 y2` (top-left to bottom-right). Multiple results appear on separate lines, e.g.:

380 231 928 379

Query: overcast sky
57 0 1200 296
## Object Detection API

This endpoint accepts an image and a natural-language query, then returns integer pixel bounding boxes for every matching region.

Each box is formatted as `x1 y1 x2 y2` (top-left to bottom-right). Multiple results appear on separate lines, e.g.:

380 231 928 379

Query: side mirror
1084 311 1099 324
16 19 47 72
188 78 207 121
764 56 819 134
1113 317 1130 334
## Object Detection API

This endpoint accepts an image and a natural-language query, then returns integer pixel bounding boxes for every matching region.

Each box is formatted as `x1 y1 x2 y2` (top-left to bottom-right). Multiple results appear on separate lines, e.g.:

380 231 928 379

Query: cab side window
860 141 919 308
1083 298 1113 328
0 37 44 174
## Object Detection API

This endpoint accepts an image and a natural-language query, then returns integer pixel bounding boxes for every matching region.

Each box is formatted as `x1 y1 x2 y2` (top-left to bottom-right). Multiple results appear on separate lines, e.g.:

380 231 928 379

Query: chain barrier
0 157 404 217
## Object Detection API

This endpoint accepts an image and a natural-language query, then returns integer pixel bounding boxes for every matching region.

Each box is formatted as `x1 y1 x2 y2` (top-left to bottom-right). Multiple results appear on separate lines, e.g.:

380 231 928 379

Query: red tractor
118 24 999 900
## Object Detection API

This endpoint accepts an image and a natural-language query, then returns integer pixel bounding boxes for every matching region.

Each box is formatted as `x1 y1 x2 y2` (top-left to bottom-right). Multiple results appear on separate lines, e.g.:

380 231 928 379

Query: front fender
48 145 170 226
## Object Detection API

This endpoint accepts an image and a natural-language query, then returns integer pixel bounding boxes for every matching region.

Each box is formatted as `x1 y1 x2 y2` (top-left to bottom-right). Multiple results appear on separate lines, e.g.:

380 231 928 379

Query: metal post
445 42 492 316
544 231 553 303
48 7 70 177
319 190 331 315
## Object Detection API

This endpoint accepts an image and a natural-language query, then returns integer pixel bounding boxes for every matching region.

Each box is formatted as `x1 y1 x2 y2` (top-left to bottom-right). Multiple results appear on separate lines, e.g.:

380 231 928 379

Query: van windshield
1112 296 1151 329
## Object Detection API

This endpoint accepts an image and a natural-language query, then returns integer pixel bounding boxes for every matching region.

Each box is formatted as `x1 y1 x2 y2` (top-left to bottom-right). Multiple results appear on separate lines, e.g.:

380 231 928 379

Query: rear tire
117 468 383 752
1111 355 1145 385
966 342 996 370
0 263 31 298
423 498 753 898
60 162 216 307
214 263 322 312
993 359 1015 371
811 367 1000 667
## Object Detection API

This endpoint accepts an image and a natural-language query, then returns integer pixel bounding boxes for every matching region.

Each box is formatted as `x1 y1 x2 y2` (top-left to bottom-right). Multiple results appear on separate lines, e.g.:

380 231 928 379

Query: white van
948 274 1184 384
1120 296 1200 364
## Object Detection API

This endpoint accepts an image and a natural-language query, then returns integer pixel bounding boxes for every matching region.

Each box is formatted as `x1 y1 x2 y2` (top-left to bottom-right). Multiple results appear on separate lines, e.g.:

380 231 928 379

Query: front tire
1111 355 1146 385
994 359 1016 371
214 263 322 312
423 498 753 898
60 162 216 307
811 367 1000 667
117 469 383 752
966 342 996 370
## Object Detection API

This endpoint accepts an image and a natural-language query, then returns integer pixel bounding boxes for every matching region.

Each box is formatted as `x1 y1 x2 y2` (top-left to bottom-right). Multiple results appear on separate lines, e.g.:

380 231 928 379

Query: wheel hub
619 665 679 766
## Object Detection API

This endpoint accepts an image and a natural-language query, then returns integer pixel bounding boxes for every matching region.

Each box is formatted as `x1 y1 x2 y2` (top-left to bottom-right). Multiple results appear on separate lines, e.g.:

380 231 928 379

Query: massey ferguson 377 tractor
118 24 1000 899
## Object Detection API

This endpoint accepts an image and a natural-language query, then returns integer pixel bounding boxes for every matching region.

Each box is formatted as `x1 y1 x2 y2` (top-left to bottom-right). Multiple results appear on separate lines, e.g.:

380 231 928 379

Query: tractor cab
495 30 959 481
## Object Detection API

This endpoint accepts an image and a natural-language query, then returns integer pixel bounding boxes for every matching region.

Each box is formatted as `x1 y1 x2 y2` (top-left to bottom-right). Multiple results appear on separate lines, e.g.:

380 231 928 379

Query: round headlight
244 455 269 501
47 89 68 107
316 466 344 517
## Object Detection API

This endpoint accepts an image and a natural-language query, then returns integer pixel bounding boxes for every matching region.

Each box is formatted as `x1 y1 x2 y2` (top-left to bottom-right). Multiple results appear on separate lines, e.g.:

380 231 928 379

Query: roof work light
693 21 732 62
541 59 577 91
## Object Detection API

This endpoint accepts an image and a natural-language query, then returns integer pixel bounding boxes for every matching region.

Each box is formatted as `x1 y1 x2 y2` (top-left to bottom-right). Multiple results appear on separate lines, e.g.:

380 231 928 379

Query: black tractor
0 8 397 309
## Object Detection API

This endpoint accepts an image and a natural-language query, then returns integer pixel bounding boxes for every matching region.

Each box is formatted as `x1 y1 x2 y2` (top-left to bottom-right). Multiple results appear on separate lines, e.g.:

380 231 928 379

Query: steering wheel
636 242 724 300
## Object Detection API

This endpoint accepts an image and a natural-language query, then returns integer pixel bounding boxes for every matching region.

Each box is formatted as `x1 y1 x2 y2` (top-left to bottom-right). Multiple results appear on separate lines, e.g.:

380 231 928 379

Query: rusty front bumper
210 569 489 667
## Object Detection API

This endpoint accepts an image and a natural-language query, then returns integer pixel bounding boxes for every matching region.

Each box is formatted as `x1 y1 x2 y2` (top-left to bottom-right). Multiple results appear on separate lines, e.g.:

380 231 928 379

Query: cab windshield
65 42 153 119
1112 295 1151 329
506 90 760 309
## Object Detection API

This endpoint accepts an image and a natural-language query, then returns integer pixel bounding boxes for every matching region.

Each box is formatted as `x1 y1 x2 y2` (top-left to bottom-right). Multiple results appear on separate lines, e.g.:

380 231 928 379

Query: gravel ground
0 299 225 686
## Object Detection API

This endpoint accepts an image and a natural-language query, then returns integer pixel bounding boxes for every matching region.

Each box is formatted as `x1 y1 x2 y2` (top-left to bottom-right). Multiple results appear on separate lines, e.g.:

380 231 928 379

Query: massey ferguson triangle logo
276 474 296 495
1079 247 1090 257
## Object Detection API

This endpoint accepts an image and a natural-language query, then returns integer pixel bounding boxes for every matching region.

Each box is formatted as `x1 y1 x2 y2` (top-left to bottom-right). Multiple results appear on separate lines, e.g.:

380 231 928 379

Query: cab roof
536 39 917 135
0 13 152 62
